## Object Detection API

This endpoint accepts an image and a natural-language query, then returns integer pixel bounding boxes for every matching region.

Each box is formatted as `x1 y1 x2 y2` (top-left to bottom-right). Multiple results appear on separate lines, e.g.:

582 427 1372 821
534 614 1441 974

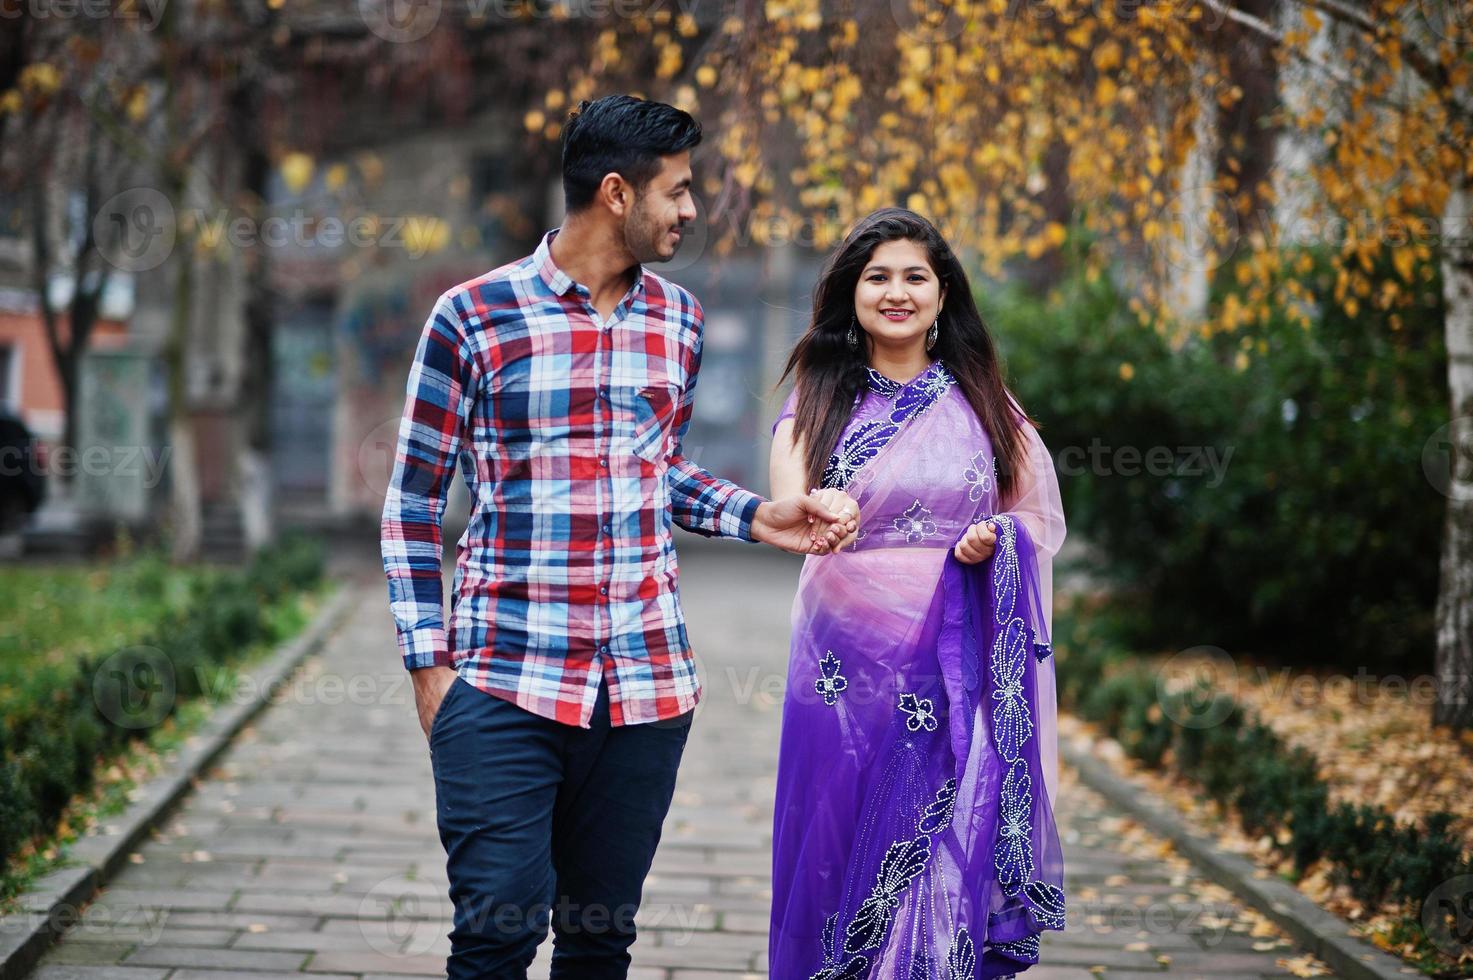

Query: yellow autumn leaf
656 45 682 80
1093 41 1122 71
125 86 149 122
1392 247 1415 282
402 216 450 257
279 152 314 195
356 153 383 189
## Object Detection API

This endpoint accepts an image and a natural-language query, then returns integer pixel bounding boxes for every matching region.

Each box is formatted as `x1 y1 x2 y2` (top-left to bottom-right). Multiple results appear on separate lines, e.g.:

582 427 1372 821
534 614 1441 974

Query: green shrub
1055 604 1468 918
0 540 326 874
0 760 35 860
993 247 1446 672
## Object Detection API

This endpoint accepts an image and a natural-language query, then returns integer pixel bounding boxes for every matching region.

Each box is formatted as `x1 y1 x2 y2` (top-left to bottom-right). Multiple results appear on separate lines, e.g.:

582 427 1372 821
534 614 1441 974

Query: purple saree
769 362 1068 980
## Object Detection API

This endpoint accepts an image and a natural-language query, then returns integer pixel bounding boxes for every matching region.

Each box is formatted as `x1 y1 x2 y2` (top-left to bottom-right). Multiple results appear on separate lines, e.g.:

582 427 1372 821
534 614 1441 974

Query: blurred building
2 122 820 552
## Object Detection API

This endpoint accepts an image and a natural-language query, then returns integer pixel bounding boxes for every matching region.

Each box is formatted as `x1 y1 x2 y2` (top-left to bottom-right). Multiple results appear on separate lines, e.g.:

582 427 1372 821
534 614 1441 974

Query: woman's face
853 238 946 352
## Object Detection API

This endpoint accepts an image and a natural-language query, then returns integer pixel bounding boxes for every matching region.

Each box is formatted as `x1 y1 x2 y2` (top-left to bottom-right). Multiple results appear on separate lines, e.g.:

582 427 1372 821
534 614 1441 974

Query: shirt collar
534 227 647 300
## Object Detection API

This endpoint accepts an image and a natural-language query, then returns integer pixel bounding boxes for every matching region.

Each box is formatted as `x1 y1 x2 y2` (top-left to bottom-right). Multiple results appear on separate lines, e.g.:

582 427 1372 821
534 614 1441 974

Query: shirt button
599 457 608 467
599 644 610 654
599 586 609 596
602 521 612 533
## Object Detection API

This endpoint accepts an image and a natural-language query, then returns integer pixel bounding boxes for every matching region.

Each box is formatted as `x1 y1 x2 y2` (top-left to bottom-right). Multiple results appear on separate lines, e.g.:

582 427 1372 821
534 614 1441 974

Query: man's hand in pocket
411 666 459 739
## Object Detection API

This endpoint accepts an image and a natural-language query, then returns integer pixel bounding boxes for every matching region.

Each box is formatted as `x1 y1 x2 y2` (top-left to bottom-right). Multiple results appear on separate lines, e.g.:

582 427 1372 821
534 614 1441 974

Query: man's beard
626 200 680 264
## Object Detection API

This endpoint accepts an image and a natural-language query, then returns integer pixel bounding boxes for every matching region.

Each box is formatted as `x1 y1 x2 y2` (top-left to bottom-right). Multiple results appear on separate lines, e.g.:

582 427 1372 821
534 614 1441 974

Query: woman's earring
847 316 860 349
926 316 939 352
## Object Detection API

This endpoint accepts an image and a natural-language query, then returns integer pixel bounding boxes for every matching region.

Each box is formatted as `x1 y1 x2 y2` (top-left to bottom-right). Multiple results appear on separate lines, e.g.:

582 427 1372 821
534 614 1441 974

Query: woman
768 208 1067 980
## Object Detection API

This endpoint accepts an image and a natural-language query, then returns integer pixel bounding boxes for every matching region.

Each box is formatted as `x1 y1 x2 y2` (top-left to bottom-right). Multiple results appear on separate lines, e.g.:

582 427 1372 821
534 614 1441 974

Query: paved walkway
31 543 1332 979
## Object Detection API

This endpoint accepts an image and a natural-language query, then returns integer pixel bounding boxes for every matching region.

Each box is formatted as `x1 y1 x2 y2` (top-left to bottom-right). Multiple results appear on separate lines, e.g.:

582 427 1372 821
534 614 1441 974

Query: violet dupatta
769 362 1067 980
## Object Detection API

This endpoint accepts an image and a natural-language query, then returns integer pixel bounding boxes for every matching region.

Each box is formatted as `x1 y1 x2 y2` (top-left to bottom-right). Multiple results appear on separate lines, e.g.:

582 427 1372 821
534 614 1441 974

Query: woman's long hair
778 207 1033 501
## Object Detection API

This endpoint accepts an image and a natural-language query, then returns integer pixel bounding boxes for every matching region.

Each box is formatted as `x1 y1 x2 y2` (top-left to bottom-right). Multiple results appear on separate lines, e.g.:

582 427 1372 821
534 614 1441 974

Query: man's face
623 151 697 264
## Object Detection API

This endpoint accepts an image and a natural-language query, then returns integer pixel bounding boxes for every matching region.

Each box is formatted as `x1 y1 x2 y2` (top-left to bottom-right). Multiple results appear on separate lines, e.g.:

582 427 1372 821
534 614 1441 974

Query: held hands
751 489 861 556
807 487 860 553
953 519 999 564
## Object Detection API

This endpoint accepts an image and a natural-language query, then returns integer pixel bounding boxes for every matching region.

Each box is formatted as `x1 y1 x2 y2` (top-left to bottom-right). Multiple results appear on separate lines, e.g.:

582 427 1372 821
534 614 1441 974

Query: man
380 94 858 979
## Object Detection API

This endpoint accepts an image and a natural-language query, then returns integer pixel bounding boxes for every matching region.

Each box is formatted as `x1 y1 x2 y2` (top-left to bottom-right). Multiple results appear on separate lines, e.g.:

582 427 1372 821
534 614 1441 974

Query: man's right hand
411 665 459 739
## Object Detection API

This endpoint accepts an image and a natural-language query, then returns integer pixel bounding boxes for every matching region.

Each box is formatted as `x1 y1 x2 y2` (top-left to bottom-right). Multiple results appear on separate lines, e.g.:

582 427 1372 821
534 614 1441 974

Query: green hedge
992 246 1447 672
1055 603 1471 916
0 535 325 871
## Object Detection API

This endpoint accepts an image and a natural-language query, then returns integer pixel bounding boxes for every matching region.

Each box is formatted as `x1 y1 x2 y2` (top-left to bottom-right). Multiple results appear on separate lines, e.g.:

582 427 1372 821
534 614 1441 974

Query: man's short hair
560 95 702 213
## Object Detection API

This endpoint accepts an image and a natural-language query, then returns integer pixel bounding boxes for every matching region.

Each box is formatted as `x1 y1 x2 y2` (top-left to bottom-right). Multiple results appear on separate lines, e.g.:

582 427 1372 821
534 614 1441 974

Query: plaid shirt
381 229 762 728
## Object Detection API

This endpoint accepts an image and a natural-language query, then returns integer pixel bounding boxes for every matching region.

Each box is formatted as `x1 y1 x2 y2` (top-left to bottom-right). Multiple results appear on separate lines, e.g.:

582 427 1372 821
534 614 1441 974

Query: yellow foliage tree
567 0 1472 729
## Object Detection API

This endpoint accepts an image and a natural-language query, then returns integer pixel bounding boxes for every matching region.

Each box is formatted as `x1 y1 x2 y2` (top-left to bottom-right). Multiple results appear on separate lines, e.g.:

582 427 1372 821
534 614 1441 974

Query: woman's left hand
808 488 861 553
953 519 998 564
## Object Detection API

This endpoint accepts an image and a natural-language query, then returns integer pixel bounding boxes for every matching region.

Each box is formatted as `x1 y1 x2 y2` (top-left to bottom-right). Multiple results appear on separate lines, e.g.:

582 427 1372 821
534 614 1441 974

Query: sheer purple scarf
769 363 1065 980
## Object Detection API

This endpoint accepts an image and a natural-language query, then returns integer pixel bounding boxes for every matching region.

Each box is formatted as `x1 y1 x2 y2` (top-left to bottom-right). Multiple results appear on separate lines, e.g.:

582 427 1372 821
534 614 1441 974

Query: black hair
560 95 703 213
778 207 1032 499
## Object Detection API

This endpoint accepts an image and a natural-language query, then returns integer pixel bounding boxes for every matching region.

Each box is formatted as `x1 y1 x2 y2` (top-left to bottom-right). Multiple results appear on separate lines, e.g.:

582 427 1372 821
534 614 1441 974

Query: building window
0 344 13 411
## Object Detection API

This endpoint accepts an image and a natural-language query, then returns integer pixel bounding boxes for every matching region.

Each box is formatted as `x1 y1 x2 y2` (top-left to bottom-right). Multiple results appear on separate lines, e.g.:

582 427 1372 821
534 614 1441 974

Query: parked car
0 411 45 536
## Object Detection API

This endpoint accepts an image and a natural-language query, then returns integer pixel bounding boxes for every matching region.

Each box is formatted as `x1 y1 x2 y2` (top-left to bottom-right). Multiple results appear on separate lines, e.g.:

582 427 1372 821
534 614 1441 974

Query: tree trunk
158 0 201 564
234 84 276 555
1203 0 1281 309
1016 135 1072 294
1214 0 1281 226
62 261 102 469
1434 178 1473 731
166 231 201 564
57 351 79 473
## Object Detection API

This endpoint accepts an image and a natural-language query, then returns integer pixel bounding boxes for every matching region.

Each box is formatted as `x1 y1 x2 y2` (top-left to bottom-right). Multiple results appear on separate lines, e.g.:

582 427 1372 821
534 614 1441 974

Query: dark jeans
428 674 693 980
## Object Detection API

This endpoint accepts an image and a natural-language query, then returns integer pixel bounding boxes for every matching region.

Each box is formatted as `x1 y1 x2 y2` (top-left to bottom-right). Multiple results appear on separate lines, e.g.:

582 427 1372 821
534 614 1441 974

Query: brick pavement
28 543 1334 980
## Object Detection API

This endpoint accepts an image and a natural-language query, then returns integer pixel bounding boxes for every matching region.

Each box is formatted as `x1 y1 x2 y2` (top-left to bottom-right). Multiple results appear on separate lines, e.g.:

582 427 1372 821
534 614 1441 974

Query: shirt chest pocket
626 382 683 464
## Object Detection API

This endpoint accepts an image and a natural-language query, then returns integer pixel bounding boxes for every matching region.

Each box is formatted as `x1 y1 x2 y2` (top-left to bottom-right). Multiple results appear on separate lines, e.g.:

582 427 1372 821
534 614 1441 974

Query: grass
0 549 200 682
0 553 330 912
